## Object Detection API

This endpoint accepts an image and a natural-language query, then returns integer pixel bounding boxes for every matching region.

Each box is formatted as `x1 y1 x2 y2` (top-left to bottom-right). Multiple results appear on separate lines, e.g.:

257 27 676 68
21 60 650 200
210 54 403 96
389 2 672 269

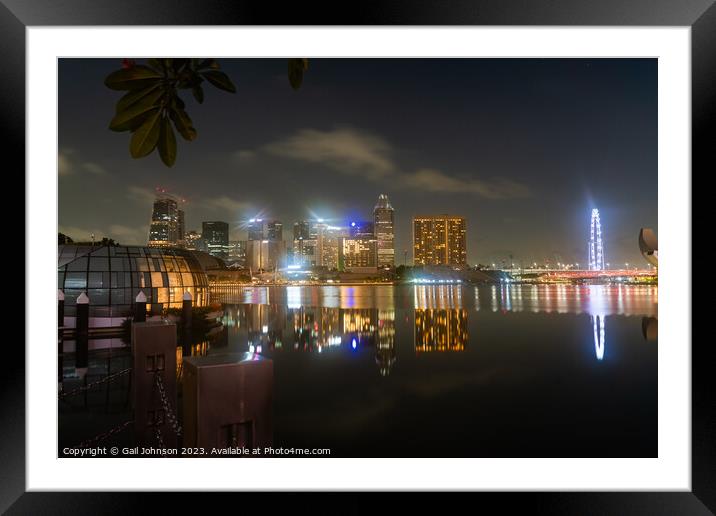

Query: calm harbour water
59 283 658 457
210 284 658 457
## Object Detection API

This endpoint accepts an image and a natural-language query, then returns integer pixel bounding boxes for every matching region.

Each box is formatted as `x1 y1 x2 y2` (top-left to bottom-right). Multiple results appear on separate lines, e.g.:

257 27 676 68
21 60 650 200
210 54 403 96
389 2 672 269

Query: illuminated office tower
228 240 247 267
412 215 467 266
148 191 180 248
184 230 201 251
246 239 286 272
202 221 230 259
266 220 283 241
317 224 346 270
177 209 186 247
292 220 317 267
247 218 265 241
342 236 378 271
293 221 310 241
373 194 395 268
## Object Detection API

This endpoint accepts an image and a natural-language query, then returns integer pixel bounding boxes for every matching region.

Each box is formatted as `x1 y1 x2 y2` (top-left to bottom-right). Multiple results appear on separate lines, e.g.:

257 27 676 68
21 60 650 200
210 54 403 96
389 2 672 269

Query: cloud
235 150 256 160
82 162 109 176
58 149 110 177
261 127 530 199
404 169 531 199
203 196 251 215
58 151 72 176
264 127 395 179
126 186 157 205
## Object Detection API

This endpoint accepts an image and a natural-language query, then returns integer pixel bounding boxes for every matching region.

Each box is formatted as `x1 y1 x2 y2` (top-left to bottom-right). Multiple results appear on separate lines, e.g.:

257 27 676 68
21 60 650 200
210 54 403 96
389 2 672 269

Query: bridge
508 268 656 280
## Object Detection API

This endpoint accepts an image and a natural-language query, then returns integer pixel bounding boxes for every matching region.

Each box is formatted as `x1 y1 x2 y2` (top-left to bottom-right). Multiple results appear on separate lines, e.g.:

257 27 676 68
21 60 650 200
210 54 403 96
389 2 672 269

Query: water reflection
221 304 398 374
62 283 658 457
414 309 468 352
217 284 657 369
591 314 606 360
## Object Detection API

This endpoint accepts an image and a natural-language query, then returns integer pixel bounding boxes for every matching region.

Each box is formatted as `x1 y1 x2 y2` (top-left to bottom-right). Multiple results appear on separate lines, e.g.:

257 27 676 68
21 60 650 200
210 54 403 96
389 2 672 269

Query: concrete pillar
183 352 273 449
134 291 147 323
58 290 64 391
131 321 178 449
75 292 89 379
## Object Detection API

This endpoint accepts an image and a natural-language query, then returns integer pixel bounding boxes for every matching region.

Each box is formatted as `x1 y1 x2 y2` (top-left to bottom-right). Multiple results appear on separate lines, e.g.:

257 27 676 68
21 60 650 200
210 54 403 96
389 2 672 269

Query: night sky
58 58 657 267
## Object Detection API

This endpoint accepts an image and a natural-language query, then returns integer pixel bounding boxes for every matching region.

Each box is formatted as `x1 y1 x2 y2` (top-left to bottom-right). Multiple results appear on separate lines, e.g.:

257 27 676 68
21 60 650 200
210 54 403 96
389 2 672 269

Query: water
59 284 657 457
210 284 658 457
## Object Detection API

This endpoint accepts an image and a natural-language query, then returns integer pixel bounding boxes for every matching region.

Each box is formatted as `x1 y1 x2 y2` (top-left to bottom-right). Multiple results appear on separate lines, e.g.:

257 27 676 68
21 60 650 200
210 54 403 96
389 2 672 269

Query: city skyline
59 58 657 265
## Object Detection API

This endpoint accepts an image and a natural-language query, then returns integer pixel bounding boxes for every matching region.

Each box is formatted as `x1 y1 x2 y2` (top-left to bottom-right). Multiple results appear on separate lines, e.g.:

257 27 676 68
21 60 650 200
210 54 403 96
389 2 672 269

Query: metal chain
154 371 182 436
155 425 165 449
71 419 134 449
59 367 132 400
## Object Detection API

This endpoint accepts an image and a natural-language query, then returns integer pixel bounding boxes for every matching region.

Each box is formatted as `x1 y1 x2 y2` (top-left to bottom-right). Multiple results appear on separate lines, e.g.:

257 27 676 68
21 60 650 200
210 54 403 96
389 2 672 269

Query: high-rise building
292 238 318 267
293 221 310 241
317 225 346 271
247 219 265 241
373 194 395 268
246 239 286 272
148 193 180 248
348 220 374 238
266 220 283 241
202 221 230 259
184 230 202 251
228 240 247 267
342 237 378 271
177 209 186 247
413 215 467 266
343 219 377 272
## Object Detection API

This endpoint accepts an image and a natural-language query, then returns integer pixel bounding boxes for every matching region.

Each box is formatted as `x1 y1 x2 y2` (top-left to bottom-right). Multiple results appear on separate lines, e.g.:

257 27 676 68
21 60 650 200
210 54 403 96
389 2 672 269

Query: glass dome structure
58 245 210 318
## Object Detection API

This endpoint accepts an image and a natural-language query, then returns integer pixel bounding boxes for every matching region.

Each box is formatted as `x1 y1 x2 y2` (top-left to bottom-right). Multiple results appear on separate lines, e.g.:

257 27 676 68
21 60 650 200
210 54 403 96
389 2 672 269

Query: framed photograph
7 0 712 511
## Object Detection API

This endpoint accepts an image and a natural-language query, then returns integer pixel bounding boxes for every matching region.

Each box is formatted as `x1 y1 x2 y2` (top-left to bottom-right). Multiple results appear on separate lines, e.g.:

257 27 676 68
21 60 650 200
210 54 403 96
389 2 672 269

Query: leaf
169 107 197 141
200 70 236 93
192 85 204 104
115 83 162 114
130 109 162 158
288 58 309 90
196 59 219 70
109 102 160 132
147 59 163 72
104 65 163 91
158 117 177 167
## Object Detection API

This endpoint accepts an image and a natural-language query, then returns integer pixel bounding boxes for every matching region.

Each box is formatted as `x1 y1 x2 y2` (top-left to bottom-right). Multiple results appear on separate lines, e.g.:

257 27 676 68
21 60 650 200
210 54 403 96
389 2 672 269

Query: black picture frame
5 0 712 512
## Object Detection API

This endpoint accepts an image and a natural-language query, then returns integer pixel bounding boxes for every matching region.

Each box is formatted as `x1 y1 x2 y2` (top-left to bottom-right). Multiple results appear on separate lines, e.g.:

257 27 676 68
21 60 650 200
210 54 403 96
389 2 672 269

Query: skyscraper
228 240 247 267
148 192 180 248
374 194 395 268
202 221 230 259
293 221 310 241
184 230 202 251
266 220 283 241
292 220 315 267
247 219 265 241
344 219 377 271
413 215 467 266
177 208 186 247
